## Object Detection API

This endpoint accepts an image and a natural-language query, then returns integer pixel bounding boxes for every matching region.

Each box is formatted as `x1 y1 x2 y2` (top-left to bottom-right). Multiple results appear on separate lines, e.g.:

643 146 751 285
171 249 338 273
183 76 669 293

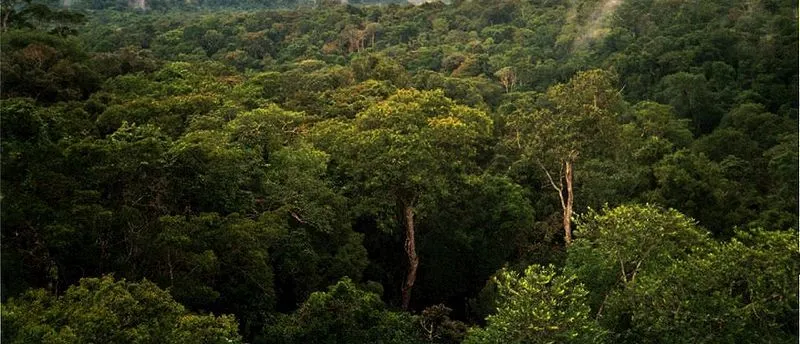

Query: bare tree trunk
401 203 419 310
538 159 572 245
2 9 12 31
563 160 574 245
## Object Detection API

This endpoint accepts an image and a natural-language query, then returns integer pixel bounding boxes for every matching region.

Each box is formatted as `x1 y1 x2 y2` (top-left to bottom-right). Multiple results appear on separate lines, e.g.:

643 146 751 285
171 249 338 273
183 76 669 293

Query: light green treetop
464 264 606 344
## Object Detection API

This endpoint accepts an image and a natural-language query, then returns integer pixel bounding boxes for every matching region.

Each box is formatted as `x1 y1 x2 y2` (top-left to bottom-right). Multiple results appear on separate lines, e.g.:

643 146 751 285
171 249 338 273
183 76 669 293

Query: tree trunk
400 203 418 310
563 160 574 245
2 9 11 31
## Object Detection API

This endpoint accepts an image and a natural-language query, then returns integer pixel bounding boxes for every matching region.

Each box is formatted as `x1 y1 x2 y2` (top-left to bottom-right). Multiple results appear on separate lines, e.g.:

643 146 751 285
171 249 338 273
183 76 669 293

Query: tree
260 145 369 312
312 89 492 309
0 0 85 35
1 98 79 296
226 104 306 160
350 53 410 87
463 265 605 344
264 278 425 344
1 275 242 344
503 69 625 245
1 30 100 102
563 204 798 343
626 101 693 151
647 149 735 236
152 212 278 337
363 22 381 48
200 29 225 56
412 174 537 310
601 229 799 343
167 128 258 213
655 72 722 135
494 66 517 93
761 133 799 229
565 204 711 313
419 304 468 344
340 24 367 53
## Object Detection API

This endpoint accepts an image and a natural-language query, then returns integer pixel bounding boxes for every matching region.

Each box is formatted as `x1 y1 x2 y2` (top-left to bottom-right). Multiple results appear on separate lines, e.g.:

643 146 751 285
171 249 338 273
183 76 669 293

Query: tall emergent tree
504 69 625 244
313 89 492 309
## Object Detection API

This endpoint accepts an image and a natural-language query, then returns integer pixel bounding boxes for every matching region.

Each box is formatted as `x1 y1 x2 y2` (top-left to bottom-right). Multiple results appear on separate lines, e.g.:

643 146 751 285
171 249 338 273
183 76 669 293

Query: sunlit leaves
313 88 492 222
464 265 606 344
608 229 799 343
1 275 242 344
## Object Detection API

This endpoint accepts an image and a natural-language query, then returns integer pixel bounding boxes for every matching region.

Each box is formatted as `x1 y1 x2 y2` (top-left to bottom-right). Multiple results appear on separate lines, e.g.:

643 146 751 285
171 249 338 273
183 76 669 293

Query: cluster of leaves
464 264 605 344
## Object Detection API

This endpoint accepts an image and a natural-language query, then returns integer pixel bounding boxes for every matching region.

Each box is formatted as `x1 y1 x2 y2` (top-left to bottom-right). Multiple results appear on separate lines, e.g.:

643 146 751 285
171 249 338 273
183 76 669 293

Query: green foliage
313 88 492 224
655 72 722 135
168 129 257 212
627 101 693 152
762 133 799 227
0 0 86 35
260 145 369 310
502 69 627 181
1 275 241 344
264 278 425 344
1 1 797 343
566 204 798 343
605 229 799 343
566 204 711 311
227 104 306 158
351 53 410 87
646 150 736 236
420 304 468 344
464 265 605 344
1 30 100 102
152 212 278 330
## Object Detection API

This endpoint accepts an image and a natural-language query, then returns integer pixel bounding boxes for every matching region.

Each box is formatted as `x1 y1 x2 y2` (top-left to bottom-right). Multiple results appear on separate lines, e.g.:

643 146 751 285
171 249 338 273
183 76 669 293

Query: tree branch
538 160 566 210
290 211 307 224
630 259 644 284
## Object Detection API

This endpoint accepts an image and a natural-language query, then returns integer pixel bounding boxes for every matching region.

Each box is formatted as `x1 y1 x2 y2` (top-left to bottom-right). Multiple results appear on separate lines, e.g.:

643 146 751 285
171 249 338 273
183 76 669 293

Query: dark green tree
2 275 242 344
264 278 425 344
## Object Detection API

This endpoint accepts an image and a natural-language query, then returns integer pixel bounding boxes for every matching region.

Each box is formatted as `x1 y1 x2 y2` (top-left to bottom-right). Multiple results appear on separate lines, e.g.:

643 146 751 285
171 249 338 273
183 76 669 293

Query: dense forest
1 0 797 342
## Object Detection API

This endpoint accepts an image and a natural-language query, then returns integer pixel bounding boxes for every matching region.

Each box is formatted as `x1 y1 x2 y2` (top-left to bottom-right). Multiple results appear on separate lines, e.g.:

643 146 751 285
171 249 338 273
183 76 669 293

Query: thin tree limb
537 160 566 210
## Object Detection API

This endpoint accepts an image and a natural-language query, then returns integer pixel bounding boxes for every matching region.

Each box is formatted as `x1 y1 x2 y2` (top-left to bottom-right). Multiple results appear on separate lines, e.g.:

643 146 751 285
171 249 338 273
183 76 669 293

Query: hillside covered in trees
1 0 798 342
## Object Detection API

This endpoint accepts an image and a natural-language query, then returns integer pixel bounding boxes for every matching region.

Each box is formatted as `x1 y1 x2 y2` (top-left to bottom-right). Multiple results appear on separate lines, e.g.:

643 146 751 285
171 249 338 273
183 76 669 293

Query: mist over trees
1 0 797 343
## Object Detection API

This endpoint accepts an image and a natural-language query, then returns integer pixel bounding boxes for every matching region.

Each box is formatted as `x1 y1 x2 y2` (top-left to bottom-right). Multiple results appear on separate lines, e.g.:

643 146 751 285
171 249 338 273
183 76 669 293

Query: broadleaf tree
312 89 493 309
504 69 626 245
463 264 606 344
